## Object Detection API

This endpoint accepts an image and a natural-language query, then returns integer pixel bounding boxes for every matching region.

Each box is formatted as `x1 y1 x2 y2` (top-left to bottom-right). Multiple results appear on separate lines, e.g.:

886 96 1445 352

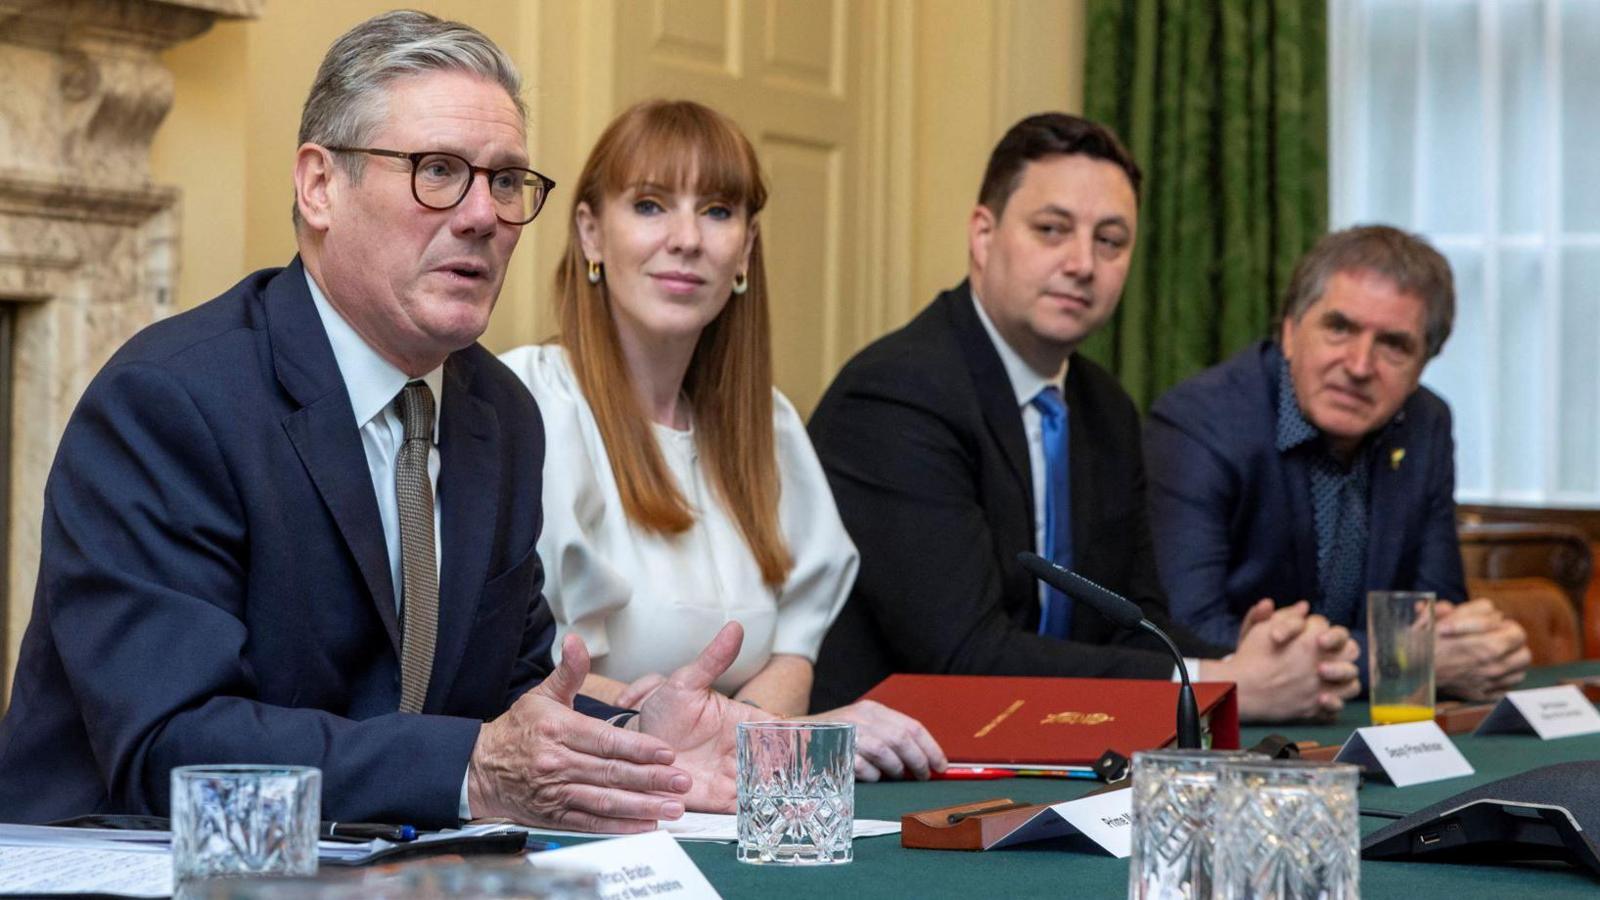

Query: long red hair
553 99 791 587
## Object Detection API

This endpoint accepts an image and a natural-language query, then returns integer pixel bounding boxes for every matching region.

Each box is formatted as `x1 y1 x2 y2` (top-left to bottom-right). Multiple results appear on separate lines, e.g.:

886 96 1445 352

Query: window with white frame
1330 0 1600 507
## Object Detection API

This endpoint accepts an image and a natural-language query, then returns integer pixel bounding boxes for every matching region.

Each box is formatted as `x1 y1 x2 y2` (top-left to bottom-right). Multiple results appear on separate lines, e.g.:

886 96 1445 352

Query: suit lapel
431 353 500 709
1264 351 1322 605
1062 363 1094 571
1364 413 1409 592
946 287 1033 505
269 258 400 654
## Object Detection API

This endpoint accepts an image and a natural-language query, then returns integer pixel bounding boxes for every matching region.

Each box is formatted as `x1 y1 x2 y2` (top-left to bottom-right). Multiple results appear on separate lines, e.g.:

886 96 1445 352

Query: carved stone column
0 0 261 703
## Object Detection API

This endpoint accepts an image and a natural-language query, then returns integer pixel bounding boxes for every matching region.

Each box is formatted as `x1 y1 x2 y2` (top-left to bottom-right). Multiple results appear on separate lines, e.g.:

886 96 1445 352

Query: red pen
930 767 1016 780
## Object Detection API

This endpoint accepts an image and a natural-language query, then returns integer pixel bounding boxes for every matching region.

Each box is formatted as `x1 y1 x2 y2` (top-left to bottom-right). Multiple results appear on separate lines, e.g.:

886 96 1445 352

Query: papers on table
0 846 172 898
0 821 529 896
522 810 901 843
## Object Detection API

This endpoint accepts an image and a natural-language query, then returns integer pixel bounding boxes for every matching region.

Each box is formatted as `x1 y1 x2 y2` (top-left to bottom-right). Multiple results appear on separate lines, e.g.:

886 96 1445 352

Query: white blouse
499 344 859 695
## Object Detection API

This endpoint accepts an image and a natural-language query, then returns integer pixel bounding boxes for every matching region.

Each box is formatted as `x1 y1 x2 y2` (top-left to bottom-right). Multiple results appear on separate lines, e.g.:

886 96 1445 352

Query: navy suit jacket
1143 340 1467 657
0 259 613 826
809 284 1224 711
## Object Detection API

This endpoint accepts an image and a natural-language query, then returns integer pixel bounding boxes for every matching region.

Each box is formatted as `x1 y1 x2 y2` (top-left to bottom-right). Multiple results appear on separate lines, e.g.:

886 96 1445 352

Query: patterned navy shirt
1275 357 1372 627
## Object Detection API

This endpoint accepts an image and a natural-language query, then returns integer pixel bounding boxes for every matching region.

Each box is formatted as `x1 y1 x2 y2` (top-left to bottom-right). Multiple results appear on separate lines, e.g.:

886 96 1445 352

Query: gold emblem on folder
1040 711 1115 726
973 700 1025 738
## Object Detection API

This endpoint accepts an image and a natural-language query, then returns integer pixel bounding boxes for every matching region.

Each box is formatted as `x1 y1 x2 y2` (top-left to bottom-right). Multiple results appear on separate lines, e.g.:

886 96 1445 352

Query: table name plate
1476 685 1600 740
985 788 1134 857
1335 720 1474 787
533 831 720 900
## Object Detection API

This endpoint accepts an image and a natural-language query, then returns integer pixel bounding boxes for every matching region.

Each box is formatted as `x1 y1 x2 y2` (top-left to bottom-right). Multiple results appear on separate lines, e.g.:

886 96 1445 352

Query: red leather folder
862 674 1240 766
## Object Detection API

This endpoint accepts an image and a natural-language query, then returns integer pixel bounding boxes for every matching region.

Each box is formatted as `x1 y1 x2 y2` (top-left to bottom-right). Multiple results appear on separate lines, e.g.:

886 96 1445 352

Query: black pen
320 821 417 842
947 801 1033 824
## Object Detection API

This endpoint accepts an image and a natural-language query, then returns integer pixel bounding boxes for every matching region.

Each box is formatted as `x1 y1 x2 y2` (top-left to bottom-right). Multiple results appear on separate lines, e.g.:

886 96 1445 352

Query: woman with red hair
502 99 944 780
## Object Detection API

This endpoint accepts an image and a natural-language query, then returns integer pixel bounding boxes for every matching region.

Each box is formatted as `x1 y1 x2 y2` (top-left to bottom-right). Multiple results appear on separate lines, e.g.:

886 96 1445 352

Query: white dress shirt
969 291 1067 619
305 273 443 612
969 291 1196 681
305 272 466 812
499 344 858 695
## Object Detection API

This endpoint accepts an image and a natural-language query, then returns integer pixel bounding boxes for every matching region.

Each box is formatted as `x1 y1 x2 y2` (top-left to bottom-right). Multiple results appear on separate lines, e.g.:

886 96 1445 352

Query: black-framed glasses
326 147 556 225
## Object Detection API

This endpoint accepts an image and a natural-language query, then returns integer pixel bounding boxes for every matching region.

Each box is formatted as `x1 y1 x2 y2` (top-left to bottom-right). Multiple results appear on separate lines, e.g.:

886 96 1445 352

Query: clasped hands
466 622 946 833
1435 598 1530 701
1199 599 1361 722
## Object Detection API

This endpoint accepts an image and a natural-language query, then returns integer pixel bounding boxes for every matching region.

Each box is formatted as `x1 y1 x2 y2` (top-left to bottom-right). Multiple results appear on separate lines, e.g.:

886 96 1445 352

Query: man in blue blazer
0 11 752 830
1145 225 1530 700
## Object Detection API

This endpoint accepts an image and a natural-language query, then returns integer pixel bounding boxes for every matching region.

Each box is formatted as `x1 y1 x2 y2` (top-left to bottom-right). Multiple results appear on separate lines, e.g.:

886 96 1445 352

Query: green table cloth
675 662 1600 898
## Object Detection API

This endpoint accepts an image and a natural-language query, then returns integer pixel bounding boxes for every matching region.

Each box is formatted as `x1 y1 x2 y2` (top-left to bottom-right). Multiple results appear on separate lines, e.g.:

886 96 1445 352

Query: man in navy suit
1145 225 1530 700
0 11 753 831
810 113 1361 722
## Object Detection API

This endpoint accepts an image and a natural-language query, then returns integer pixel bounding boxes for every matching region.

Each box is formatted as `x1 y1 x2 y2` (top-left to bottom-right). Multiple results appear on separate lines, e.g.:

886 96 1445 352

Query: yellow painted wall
150 0 1085 351
911 0 1086 312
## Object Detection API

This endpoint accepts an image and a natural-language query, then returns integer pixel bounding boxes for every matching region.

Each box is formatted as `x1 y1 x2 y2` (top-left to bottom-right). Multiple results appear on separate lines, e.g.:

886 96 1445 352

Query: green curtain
1080 0 1328 409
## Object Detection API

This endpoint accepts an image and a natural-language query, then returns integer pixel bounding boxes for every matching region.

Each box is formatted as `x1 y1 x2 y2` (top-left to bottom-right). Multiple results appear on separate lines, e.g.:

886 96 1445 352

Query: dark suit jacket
809 283 1225 710
0 259 614 826
1143 340 1466 655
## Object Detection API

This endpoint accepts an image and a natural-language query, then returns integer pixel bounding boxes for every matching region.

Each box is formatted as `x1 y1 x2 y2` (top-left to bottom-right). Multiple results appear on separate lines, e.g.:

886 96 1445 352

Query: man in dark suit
0 11 752 831
1145 225 1530 700
810 113 1360 722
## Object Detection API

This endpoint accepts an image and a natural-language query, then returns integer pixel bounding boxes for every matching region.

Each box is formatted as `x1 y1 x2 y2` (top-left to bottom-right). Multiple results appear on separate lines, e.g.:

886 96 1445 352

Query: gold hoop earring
587 260 603 285
731 271 748 295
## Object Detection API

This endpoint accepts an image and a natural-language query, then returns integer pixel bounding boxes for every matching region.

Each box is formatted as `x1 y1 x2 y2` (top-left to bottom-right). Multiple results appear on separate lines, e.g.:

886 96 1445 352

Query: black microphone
1017 552 1201 749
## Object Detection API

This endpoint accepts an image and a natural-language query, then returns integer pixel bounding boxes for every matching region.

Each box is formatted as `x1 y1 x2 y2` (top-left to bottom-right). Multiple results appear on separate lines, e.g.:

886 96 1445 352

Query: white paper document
0 846 172 898
532 831 721 900
0 821 528 893
524 810 901 843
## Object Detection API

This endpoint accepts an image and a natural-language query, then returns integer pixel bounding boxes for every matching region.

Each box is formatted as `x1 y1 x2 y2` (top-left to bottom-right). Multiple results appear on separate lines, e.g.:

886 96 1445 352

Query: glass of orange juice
1367 591 1436 726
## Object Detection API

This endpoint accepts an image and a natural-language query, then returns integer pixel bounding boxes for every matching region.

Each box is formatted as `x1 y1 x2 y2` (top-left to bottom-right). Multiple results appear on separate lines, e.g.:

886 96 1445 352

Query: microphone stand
1138 621 1201 749
1017 552 1203 750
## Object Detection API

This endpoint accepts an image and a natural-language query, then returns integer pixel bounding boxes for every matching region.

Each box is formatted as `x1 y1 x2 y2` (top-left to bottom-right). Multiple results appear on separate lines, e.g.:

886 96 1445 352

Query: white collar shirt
305 270 444 613
969 289 1067 617
969 291 1195 680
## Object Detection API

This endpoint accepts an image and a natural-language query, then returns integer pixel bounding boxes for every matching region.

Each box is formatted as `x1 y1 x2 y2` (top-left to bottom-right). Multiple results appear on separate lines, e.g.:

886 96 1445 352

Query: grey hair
292 9 525 225
1275 224 1456 359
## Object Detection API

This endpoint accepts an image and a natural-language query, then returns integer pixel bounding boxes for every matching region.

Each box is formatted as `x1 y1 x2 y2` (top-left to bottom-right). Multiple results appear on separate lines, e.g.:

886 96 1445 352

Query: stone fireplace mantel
0 0 262 703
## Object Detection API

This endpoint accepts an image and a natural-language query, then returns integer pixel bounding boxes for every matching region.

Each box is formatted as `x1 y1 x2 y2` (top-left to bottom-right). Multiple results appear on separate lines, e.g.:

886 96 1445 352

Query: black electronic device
1362 761 1600 878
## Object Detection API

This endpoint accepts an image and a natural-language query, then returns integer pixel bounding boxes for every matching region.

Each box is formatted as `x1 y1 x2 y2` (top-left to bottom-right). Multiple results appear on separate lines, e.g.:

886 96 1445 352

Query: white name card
1054 787 1134 858
1335 719 1474 787
1475 685 1600 740
531 830 720 900
988 787 1133 858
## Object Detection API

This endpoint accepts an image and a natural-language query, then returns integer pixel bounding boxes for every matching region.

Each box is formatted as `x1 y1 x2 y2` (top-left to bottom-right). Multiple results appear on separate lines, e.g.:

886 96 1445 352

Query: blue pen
525 837 562 851
320 821 417 842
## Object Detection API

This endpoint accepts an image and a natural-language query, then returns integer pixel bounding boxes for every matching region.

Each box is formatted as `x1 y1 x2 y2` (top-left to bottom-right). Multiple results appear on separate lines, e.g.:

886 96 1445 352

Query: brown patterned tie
395 380 438 714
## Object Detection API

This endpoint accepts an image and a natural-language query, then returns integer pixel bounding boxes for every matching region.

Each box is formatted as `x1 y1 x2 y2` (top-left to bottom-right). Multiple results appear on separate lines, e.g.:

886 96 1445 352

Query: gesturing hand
638 622 764 813
466 634 691 833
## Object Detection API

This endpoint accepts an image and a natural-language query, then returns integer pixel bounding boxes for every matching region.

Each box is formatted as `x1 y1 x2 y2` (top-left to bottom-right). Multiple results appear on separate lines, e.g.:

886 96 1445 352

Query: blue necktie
1030 386 1073 638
